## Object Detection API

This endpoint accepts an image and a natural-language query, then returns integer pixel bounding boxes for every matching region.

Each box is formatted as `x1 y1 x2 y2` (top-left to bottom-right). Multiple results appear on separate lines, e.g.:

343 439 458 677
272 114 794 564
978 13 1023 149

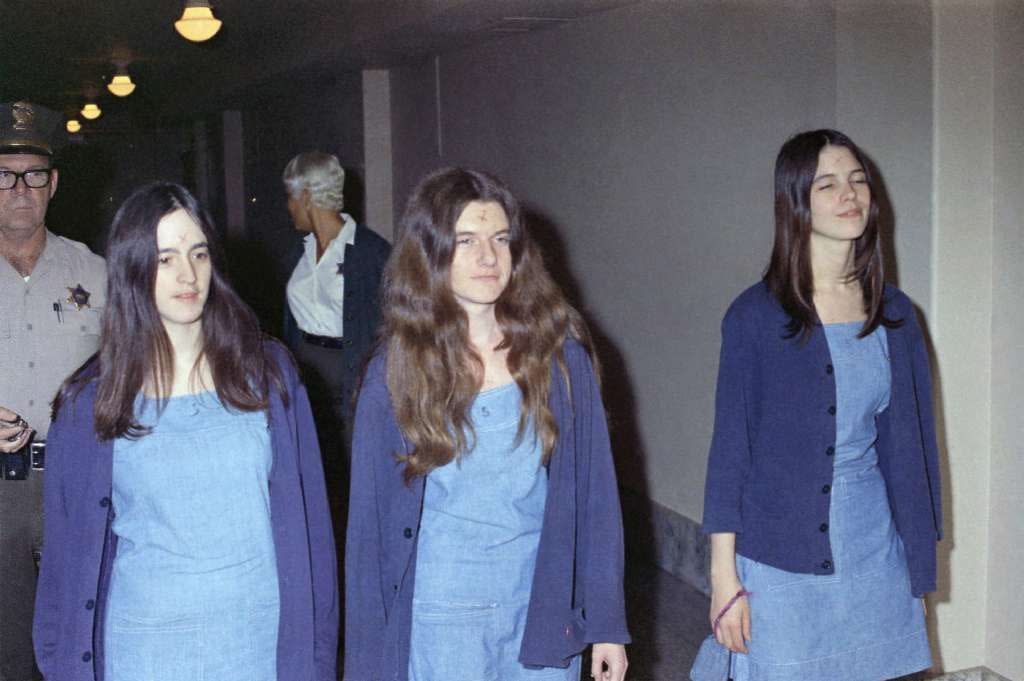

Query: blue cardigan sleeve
343 375 390 681
905 309 942 543
33 399 72 677
701 302 756 534
292 378 340 681
571 345 630 645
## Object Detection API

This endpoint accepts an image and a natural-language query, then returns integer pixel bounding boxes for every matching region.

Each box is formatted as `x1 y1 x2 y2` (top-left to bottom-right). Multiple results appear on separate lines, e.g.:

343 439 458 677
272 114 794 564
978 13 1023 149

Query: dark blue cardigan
343 340 630 681
702 282 942 596
33 342 338 681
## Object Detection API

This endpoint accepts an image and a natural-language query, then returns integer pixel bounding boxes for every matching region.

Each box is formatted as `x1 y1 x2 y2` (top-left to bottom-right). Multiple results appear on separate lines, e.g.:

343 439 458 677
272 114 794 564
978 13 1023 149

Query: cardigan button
99 497 110 508
827 405 836 416
82 651 92 662
825 446 835 457
403 527 413 538
85 599 95 610
821 484 831 494
825 364 834 375
821 560 833 570
819 523 829 532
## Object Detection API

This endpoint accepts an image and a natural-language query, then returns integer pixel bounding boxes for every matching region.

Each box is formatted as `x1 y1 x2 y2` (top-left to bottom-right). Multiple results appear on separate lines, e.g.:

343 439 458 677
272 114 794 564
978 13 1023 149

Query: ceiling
0 0 635 131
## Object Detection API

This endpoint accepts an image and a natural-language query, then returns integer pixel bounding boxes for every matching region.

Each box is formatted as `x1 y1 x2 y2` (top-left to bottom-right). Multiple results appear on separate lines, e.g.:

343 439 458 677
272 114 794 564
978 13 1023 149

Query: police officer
0 101 106 681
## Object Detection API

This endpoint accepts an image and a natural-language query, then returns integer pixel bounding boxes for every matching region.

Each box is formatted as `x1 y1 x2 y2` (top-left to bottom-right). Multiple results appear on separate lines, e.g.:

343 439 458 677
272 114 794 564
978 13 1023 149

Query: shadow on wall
525 206 668 678
916 306 952 674
864 153 900 287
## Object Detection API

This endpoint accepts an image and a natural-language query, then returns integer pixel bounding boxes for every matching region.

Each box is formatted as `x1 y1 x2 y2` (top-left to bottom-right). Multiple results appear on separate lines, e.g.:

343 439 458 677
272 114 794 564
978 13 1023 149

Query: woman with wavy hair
691 130 941 680
344 168 629 681
34 182 337 681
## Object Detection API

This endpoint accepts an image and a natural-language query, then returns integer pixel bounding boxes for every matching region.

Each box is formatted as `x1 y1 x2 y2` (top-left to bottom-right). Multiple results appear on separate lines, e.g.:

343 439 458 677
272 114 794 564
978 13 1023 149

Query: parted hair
282 151 345 212
763 129 899 339
382 167 596 482
55 182 286 440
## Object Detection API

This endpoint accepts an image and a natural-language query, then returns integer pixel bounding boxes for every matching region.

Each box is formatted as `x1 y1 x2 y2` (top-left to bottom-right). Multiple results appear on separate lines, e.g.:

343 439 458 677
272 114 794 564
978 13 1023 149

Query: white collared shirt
286 212 357 337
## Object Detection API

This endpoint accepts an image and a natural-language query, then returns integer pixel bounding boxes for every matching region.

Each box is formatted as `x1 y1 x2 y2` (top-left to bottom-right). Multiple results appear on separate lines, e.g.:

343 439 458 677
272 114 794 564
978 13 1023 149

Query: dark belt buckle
30 441 45 471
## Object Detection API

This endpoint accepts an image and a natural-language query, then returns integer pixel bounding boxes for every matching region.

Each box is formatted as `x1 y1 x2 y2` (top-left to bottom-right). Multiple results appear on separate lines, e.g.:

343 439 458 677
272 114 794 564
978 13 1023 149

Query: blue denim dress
410 382 581 681
692 324 931 681
104 392 279 681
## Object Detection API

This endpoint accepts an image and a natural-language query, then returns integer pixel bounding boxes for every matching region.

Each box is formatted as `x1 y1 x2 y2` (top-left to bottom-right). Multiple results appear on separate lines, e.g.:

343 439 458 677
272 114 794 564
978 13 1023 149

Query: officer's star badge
66 284 92 310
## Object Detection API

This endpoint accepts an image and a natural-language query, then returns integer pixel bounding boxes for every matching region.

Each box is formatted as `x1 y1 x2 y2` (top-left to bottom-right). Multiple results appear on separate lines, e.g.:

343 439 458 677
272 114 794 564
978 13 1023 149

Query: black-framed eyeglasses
0 169 53 190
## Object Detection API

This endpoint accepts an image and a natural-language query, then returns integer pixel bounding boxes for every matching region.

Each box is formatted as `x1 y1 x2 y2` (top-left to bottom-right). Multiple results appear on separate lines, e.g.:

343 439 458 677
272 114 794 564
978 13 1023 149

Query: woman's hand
709 532 751 653
710 576 751 654
590 642 627 681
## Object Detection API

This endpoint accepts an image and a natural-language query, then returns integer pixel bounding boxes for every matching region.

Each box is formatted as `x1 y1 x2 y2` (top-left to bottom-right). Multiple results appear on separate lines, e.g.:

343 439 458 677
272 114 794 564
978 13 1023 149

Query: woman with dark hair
33 182 338 681
344 168 629 681
691 130 941 680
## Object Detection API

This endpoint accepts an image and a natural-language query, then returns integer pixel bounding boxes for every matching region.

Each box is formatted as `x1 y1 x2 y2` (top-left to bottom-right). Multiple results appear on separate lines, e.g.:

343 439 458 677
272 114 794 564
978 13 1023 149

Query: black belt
301 331 346 350
1 441 45 481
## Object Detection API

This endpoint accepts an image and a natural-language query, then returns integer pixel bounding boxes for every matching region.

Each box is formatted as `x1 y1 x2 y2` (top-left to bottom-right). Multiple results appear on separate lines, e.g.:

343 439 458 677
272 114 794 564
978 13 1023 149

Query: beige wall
987 2 1024 678
932 2 994 670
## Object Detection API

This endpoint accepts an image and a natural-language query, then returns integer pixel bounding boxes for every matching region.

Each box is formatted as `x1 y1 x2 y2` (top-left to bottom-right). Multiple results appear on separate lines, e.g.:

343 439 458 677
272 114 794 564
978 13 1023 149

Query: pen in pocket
53 301 63 323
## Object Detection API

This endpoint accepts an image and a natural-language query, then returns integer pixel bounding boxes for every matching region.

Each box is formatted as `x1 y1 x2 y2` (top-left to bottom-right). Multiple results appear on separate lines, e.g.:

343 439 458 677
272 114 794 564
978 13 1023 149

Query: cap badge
12 102 34 131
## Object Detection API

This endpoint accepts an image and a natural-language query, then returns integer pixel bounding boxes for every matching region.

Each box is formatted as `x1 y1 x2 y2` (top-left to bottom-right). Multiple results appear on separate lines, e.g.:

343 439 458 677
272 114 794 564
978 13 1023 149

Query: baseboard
927 667 1013 681
620 485 710 595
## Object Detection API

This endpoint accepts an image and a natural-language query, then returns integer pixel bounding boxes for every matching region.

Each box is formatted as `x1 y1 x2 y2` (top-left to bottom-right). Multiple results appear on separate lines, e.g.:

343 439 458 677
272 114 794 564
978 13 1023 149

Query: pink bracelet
712 588 753 637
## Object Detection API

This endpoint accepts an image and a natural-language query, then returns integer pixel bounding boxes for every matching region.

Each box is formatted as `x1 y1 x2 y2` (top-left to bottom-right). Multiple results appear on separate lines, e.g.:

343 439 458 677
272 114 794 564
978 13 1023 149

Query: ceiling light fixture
175 0 223 42
107 66 136 97
81 103 102 120
66 120 82 133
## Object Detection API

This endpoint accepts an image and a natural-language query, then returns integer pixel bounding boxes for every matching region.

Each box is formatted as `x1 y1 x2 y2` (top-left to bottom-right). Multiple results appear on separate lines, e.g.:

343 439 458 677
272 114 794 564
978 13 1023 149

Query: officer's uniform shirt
0 231 106 439
285 212 356 338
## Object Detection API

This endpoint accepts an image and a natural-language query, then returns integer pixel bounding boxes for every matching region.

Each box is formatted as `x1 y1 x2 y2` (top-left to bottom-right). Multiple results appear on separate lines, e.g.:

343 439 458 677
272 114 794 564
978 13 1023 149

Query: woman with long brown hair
691 130 941 680
344 168 629 681
34 182 337 681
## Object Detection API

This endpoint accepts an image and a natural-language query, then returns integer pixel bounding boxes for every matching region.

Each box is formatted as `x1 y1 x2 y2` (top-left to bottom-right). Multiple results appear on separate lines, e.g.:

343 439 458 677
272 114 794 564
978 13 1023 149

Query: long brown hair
55 182 286 440
382 167 595 482
763 129 899 339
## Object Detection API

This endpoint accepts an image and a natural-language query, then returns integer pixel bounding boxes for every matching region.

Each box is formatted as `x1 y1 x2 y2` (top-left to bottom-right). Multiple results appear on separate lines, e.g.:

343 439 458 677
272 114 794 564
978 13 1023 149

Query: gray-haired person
281 152 390 501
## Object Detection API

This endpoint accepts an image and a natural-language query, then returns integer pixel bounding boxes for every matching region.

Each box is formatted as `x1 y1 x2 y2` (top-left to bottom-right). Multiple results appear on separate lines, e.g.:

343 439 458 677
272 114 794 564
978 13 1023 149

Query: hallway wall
987 2 1024 678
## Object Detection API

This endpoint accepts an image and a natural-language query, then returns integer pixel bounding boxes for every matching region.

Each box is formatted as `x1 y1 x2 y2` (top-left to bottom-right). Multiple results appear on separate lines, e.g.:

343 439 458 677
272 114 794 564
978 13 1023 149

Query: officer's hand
0 405 32 453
